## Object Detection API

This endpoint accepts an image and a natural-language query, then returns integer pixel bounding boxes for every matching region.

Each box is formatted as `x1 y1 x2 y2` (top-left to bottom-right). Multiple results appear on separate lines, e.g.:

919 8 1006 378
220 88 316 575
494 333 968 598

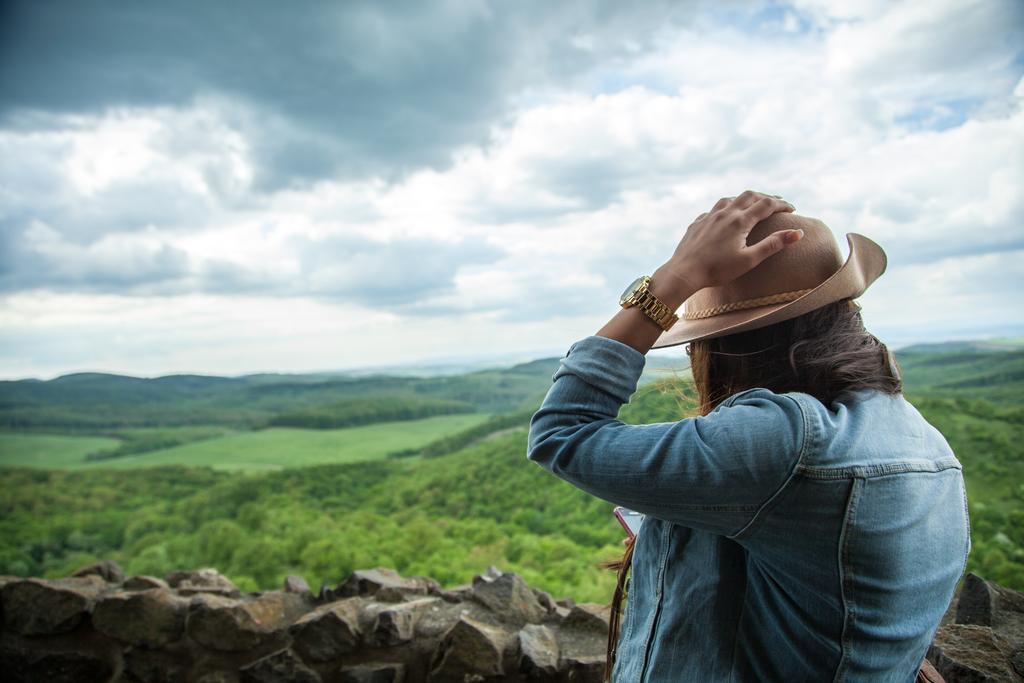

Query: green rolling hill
0 358 559 431
0 336 1020 602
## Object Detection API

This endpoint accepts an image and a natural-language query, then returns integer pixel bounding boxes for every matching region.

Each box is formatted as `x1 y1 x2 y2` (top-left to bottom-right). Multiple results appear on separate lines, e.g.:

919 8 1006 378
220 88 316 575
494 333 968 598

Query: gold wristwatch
619 275 679 331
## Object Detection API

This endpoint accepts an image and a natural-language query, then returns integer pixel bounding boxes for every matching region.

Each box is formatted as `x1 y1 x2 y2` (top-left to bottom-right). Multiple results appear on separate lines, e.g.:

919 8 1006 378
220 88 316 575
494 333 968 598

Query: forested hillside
897 344 1024 403
0 429 629 603
0 358 560 464
0 358 561 431
0 340 1020 603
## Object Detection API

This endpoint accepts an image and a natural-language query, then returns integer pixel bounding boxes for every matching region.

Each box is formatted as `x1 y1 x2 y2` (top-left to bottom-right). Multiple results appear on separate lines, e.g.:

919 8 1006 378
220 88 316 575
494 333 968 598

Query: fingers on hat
732 190 761 208
746 196 794 222
734 190 790 211
746 229 793 264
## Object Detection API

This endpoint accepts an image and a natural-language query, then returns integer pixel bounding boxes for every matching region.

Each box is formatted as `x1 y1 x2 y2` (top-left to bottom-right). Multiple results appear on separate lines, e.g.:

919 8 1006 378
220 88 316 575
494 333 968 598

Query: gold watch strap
636 288 679 331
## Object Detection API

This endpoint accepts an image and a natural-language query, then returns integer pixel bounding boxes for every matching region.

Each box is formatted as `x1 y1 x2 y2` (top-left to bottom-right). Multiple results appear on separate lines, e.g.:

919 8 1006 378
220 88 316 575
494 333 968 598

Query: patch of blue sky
890 240 1024 267
585 1 829 98
894 97 983 133
1011 53 1024 88
591 70 674 97
698 0 822 39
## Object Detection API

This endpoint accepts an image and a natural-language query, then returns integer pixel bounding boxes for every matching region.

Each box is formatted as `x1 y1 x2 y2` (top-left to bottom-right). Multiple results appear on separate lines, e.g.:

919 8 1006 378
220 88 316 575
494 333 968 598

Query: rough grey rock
553 604 572 621
561 653 605 683
334 567 441 602
562 603 612 634
1 563 1019 682
239 647 321 683
429 614 518 680
196 673 237 683
929 572 1024 682
470 568 546 626
93 587 188 647
124 574 171 591
531 587 559 617
71 558 125 584
366 596 443 647
166 567 242 598
340 662 407 683
1013 648 1024 679
928 624 1020 682
958 573 999 627
187 591 309 651
283 575 311 595
289 597 364 662
1 574 107 635
121 645 190 683
519 623 560 676
956 572 1024 632
436 583 473 603
412 597 493 641
0 644 116 683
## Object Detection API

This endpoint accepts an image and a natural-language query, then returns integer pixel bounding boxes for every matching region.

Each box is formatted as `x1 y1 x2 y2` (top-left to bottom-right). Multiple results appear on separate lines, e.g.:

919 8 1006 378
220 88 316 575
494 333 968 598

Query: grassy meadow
0 413 491 472
0 433 122 469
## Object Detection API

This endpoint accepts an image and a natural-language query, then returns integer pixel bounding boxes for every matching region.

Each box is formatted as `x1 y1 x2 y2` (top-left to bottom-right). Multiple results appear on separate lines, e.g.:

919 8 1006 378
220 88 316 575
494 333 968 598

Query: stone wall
1 561 1022 682
1 562 610 682
929 573 1024 682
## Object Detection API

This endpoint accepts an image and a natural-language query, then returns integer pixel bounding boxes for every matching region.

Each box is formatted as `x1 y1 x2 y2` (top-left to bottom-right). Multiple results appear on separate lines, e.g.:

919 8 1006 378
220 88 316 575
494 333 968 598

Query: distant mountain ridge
0 359 562 431
897 338 1024 353
2 336 1019 431
894 344 1024 403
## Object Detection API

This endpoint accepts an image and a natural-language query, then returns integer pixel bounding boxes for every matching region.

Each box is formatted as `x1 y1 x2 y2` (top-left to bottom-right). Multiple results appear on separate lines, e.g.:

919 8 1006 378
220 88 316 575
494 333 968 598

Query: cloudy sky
1 0 1022 380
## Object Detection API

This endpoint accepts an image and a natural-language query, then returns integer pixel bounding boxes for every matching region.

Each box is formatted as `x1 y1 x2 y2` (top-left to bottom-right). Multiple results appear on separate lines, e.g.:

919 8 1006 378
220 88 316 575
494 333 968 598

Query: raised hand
596 191 802 355
660 190 801 293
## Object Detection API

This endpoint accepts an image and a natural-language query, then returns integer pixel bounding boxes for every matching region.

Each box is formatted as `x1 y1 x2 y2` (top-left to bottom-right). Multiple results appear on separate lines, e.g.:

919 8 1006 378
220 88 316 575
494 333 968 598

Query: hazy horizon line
3 331 1022 384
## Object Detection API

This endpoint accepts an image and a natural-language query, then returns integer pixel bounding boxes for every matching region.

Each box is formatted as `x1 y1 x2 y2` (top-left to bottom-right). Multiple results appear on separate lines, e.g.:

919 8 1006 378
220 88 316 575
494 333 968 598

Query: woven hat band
682 288 815 321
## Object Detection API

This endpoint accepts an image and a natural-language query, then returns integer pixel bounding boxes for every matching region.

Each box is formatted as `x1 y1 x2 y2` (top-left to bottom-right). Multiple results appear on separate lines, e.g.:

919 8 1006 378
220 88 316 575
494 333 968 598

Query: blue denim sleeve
526 334 807 537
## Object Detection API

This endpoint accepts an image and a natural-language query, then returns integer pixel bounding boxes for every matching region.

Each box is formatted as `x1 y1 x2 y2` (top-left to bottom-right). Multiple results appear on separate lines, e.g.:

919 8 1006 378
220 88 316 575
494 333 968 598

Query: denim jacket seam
795 456 962 480
649 502 760 513
832 476 863 682
719 386 768 409
637 522 673 682
550 367 636 407
729 392 812 541
617 572 637 679
549 337 646 406
959 476 971 580
728 568 751 683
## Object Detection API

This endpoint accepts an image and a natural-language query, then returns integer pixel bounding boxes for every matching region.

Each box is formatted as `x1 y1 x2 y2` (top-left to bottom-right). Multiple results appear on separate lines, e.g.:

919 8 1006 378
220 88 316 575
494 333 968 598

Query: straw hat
650 212 887 349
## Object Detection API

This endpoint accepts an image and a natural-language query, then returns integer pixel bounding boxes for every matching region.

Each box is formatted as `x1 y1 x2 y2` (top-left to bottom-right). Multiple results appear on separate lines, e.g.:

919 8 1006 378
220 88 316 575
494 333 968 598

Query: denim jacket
527 335 970 682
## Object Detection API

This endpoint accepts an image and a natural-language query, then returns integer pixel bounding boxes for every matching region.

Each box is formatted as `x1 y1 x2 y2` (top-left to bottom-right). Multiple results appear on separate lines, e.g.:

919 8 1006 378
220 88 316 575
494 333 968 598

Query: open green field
0 433 122 469
0 412 492 472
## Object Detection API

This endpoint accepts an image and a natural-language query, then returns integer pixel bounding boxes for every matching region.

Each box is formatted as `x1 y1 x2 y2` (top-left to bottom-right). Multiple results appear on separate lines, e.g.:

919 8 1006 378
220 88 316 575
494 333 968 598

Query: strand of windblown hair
604 537 636 682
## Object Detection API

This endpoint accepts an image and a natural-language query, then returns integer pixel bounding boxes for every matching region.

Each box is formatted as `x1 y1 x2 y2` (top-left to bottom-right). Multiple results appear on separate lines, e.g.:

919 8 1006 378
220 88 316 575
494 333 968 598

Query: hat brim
650 233 887 349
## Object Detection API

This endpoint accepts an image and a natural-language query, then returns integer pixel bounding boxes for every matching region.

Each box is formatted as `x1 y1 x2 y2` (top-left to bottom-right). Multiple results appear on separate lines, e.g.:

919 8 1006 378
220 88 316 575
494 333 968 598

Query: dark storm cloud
0 0 695 191
0 219 193 293
189 232 506 312
0 0 710 302
288 233 505 311
0 208 504 309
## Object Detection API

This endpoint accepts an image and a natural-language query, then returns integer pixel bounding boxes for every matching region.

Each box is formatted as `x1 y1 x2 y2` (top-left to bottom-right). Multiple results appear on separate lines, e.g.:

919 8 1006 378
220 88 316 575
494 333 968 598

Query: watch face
620 276 647 305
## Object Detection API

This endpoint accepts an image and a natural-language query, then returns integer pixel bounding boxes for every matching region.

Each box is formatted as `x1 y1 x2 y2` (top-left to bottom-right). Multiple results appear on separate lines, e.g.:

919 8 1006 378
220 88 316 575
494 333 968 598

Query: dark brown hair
600 297 902 680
